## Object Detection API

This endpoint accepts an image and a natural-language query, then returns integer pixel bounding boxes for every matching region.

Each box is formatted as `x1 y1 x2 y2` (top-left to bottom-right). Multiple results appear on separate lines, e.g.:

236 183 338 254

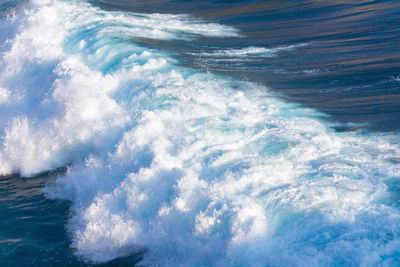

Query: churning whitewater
0 0 399 266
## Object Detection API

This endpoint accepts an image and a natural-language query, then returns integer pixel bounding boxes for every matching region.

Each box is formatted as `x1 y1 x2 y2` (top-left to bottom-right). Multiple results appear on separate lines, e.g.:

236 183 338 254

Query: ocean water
0 0 399 266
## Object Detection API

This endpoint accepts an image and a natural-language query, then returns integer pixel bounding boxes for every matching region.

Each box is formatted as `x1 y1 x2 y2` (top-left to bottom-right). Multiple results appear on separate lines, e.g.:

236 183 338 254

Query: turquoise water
0 0 399 266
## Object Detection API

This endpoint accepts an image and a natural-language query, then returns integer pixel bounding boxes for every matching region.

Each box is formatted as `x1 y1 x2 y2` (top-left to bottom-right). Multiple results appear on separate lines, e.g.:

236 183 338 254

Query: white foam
199 43 309 58
391 75 400 82
0 86 10 103
1 0 400 266
0 0 238 176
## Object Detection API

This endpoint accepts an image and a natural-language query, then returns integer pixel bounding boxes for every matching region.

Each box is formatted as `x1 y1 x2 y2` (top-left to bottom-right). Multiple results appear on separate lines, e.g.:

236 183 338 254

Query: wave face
0 0 400 265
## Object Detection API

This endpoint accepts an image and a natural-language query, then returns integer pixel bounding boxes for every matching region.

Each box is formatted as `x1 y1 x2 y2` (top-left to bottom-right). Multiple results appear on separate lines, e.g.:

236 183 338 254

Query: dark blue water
93 0 400 132
0 170 145 266
0 0 399 266
0 173 81 266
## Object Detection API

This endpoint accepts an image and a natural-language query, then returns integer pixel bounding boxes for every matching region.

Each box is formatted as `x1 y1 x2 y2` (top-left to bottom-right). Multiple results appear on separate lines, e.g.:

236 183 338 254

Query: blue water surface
0 0 399 266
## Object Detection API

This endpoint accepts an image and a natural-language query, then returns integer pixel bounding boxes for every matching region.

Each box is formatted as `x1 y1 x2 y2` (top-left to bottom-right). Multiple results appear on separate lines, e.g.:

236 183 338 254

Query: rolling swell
101 0 400 131
0 0 399 266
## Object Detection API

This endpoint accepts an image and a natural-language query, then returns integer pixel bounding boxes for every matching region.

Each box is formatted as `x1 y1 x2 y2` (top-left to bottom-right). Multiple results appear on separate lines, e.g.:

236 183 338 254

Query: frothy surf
198 43 310 59
0 0 399 266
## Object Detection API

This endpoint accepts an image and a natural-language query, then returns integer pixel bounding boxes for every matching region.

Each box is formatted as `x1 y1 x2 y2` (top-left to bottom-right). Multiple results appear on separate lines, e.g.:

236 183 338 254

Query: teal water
0 0 399 266
0 173 144 265
0 173 80 266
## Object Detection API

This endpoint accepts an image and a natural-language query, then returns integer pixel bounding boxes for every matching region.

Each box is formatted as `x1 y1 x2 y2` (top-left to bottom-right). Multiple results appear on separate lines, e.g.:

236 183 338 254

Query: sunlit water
0 0 399 266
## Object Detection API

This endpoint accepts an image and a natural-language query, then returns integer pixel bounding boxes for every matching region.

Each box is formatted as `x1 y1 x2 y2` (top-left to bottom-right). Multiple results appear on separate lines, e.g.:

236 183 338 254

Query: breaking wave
0 0 399 265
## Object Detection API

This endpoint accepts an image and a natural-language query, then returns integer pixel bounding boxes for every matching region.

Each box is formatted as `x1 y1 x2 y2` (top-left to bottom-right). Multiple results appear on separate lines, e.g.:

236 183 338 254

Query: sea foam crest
1 0 400 266
199 43 310 59
0 0 238 176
